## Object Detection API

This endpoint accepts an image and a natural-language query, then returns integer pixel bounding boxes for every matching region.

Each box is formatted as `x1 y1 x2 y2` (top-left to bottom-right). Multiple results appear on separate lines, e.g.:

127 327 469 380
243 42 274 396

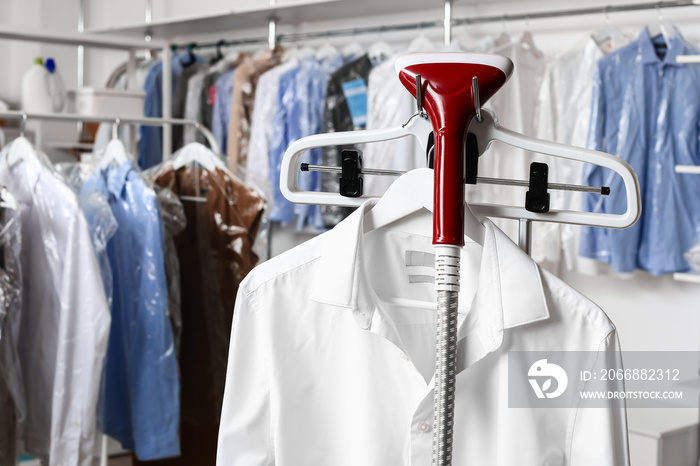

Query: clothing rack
0 111 221 156
170 0 700 51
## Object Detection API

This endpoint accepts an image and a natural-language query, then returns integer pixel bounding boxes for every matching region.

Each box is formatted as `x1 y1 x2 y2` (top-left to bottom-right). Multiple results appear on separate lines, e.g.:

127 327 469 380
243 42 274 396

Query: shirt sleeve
569 330 630 466
217 289 274 466
130 190 181 460
50 202 111 466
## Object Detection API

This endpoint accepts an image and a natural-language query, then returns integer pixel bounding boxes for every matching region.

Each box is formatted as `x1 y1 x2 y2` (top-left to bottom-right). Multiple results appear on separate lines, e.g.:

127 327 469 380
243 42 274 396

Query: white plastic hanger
368 40 394 62
280 108 641 230
6 136 33 167
98 139 129 169
406 33 436 53
343 40 365 58
363 168 485 244
315 42 339 60
647 4 674 44
171 142 225 172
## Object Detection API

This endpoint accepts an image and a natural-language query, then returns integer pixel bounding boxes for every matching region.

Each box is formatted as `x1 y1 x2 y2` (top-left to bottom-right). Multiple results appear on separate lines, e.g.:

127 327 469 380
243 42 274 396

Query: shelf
676 165 700 174
673 273 700 284
84 0 433 39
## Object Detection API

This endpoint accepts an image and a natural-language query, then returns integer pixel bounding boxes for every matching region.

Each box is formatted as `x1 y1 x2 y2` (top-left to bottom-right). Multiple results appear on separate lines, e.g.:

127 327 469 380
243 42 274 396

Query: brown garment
145 165 264 465
226 47 284 172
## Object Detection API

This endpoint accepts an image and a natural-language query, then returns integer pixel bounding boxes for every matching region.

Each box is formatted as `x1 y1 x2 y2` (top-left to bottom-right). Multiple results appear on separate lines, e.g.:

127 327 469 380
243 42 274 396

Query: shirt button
419 422 430 432
400 352 409 360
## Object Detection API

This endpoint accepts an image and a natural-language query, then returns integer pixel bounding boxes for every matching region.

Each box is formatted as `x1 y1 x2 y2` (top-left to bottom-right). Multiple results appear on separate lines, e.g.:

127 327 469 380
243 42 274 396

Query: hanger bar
0 110 221 156
170 0 699 50
0 26 166 50
300 164 609 195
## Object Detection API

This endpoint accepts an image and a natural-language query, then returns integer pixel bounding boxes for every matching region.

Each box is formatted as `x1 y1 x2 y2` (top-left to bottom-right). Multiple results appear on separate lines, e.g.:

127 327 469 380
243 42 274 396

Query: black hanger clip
339 149 363 198
525 162 550 213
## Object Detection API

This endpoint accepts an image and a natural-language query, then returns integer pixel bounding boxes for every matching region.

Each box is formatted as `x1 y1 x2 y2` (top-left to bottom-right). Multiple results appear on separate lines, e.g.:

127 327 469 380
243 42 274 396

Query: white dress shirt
217 199 629 465
533 37 628 275
363 57 429 197
246 59 299 201
468 33 546 242
0 138 111 466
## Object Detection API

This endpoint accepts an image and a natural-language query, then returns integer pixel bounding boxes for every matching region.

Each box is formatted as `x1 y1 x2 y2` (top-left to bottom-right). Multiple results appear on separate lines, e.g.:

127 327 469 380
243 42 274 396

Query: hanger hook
602 7 611 25
656 3 664 23
20 113 27 138
415 74 424 115
473 76 483 123
113 117 120 140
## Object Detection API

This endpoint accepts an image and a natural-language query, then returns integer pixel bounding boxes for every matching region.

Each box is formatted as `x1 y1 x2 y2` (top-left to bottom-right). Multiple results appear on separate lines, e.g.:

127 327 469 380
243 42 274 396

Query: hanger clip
465 133 479 184
525 162 550 213
339 149 363 198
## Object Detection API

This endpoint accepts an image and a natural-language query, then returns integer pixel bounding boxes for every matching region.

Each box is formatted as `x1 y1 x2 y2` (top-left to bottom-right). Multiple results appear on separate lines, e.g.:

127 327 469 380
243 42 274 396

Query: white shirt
183 70 207 145
217 200 629 465
0 138 111 466
363 57 428 196
246 59 299 201
533 37 628 275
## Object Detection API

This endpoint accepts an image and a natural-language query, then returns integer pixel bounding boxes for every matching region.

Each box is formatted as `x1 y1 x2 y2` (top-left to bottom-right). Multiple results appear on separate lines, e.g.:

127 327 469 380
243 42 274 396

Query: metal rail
170 0 700 50
0 111 220 157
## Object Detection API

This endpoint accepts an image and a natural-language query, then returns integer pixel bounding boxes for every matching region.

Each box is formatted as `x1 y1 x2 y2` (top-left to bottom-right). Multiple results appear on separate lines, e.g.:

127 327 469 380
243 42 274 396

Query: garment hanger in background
406 33 436 53
171 142 225 172
98 139 129 170
343 40 365 58
315 41 340 60
368 40 394 62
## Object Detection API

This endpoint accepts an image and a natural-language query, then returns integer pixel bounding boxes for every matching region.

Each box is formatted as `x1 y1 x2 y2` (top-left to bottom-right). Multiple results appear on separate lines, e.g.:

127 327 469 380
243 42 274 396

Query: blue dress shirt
269 65 301 222
581 28 700 275
212 68 236 155
269 55 345 226
82 160 180 460
140 54 203 170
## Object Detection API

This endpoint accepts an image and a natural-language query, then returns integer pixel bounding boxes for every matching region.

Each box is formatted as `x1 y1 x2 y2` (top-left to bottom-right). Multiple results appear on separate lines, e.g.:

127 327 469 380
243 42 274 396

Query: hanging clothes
217 200 629 465
363 56 428 196
268 54 345 228
0 138 110 466
82 157 180 461
581 28 700 275
320 54 376 227
247 59 300 200
212 68 236 154
0 186 23 466
226 48 284 172
141 53 204 170
146 145 265 465
532 34 628 274
173 60 207 151
467 32 546 242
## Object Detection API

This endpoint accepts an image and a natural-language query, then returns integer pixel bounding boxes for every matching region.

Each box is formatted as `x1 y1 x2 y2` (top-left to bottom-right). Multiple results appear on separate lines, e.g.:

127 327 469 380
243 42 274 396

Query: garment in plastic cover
55 161 118 311
141 167 188 356
82 155 180 460
0 137 111 466
149 152 265 427
0 186 24 465
581 28 700 275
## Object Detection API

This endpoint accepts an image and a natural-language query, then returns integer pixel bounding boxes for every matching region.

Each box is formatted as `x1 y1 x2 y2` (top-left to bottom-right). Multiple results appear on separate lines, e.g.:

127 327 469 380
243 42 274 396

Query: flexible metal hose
432 248 460 466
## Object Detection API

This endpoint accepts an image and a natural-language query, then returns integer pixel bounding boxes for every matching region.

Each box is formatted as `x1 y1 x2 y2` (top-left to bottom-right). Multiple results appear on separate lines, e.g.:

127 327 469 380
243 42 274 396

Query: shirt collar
310 200 550 341
105 160 135 197
638 26 685 66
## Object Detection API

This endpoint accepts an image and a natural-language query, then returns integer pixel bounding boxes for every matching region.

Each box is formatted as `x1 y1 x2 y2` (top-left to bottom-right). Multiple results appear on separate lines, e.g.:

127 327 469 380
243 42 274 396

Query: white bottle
44 58 66 113
21 57 53 113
